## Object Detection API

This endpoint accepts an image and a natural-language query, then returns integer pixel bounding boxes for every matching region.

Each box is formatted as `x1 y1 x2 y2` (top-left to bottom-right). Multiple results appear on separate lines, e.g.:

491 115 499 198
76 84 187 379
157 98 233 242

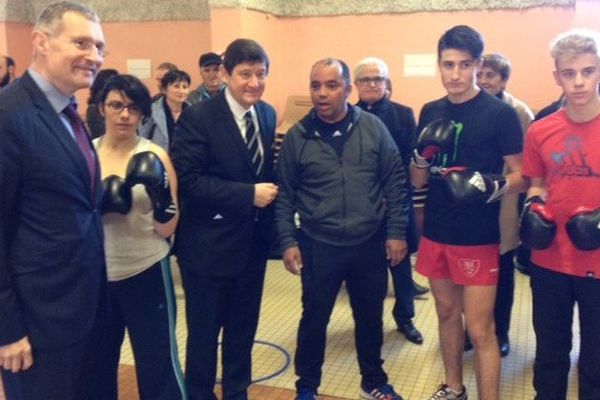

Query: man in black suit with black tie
0 2 106 399
171 38 277 400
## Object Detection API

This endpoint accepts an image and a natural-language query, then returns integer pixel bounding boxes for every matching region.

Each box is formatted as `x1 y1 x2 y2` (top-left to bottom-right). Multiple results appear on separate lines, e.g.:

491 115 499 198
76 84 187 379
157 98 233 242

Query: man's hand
0 336 33 373
386 239 408 267
283 246 303 275
253 183 278 208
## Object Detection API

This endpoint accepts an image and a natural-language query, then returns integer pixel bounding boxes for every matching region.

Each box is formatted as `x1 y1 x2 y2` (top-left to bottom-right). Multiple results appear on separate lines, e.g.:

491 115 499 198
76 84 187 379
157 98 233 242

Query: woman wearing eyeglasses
90 74 187 399
139 69 191 151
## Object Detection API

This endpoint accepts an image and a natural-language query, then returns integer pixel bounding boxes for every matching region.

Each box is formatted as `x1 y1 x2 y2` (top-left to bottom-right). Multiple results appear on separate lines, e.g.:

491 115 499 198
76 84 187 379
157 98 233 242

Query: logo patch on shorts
458 259 480 278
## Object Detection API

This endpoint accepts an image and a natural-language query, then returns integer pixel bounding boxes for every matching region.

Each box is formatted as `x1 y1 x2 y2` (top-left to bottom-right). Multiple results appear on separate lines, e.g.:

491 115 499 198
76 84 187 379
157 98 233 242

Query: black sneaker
360 383 404 400
427 383 467 400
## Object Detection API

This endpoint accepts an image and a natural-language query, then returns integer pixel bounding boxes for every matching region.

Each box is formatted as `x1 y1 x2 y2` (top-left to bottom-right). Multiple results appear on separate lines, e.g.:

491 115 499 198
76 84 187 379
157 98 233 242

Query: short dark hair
88 68 118 105
100 74 152 119
5 56 15 68
160 69 191 91
482 53 511 81
311 58 351 87
223 39 269 75
438 25 484 60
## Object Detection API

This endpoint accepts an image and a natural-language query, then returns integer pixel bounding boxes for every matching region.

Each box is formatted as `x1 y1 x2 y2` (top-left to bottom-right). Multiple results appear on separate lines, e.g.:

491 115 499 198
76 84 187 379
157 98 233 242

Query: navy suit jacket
171 90 277 277
0 72 106 349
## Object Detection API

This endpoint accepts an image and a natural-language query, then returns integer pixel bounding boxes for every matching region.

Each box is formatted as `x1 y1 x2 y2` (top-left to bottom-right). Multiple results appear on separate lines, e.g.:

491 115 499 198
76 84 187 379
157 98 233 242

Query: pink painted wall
0 20 212 111
0 22 34 77
269 2 600 115
2 2 600 118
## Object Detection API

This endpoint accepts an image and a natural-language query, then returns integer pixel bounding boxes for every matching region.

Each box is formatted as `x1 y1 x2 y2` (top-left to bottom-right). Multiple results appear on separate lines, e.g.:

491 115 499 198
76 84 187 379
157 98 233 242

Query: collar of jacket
298 104 361 138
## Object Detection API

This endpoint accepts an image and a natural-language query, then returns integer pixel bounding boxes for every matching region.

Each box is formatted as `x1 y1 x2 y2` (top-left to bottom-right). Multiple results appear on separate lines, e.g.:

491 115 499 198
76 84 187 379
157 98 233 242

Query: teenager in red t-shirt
522 29 600 399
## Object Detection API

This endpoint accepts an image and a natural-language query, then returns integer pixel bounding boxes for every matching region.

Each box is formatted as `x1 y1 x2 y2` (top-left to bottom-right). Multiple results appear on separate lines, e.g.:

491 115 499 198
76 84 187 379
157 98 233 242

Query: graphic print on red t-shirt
549 135 600 179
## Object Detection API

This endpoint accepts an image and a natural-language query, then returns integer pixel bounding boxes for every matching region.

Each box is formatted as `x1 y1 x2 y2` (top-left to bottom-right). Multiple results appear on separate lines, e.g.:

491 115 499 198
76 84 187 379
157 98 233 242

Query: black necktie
244 111 263 175
63 103 96 192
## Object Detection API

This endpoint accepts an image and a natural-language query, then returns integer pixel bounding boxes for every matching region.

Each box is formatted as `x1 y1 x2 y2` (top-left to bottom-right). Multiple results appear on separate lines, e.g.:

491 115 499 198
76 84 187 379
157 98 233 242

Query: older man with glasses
354 57 426 346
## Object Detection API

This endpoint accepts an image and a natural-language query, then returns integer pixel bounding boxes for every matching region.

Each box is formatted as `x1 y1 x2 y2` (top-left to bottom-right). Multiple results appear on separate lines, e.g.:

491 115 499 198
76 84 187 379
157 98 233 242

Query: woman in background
139 69 191 151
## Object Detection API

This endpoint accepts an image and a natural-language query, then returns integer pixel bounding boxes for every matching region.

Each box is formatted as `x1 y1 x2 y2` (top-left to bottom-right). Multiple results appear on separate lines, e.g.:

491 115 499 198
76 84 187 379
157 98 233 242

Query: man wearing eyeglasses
354 57 426 347
0 2 106 399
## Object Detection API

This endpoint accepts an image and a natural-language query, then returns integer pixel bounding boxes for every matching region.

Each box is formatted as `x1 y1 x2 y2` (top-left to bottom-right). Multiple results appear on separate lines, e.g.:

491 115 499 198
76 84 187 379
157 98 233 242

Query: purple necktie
63 103 96 193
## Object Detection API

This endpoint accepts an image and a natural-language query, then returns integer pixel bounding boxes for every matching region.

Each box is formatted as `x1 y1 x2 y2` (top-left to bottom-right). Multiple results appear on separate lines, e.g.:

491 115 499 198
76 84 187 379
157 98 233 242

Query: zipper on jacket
340 157 346 241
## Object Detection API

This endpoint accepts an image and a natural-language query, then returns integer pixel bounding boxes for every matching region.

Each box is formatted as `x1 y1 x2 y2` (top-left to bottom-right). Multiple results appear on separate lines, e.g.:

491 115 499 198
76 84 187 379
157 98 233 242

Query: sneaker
427 383 467 400
296 388 317 400
360 383 404 400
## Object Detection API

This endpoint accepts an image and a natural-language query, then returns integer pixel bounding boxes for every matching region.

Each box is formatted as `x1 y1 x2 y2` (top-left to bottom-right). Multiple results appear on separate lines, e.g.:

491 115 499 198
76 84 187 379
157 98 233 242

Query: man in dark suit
0 2 106 400
171 38 277 400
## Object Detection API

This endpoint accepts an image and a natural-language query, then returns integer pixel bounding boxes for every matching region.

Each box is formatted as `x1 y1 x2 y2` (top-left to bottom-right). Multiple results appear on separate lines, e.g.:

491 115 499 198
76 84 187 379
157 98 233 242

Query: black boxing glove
126 151 176 223
566 207 600 251
412 118 456 169
519 196 557 250
101 175 132 215
442 167 509 204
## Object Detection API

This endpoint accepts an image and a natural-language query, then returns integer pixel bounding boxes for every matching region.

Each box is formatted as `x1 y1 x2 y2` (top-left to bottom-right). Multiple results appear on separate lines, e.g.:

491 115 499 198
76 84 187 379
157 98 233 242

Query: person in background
521 28 600 400
152 61 178 101
187 52 226 104
139 69 190 151
384 76 430 299
86 68 118 139
354 57 425 345
89 73 185 400
475 52 534 357
0 55 17 88
171 38 277 400
0 2 106 398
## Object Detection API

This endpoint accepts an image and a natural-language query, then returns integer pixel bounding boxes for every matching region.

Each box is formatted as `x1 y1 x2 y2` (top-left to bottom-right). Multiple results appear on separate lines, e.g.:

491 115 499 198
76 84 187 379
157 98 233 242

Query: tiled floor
0 258 580 400
116 257 580 400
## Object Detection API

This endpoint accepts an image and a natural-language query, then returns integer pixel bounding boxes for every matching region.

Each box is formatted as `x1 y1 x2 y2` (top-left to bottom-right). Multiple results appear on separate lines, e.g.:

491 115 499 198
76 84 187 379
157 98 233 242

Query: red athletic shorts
416 236 500 286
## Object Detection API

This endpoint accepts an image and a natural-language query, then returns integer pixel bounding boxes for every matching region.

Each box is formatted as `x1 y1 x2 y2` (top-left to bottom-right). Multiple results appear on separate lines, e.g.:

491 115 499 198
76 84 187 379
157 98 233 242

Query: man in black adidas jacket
275 58 408 400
